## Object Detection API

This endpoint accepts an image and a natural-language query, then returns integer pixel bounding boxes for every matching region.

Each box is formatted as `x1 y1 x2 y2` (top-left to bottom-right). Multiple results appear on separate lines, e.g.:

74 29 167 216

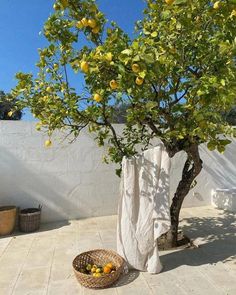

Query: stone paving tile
0 287 13 295
47 278 83 295
0 266 22 289
84 287 118 295
0 250 29 267
0 206 235 295
50 265 74 282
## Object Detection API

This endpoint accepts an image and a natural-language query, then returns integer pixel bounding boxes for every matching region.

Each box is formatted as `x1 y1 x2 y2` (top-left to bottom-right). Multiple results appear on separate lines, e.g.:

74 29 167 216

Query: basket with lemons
79 262 116 277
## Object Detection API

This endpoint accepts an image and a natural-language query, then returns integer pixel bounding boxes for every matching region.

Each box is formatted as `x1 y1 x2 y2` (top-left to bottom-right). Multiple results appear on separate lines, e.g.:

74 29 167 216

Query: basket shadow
111 270 140 288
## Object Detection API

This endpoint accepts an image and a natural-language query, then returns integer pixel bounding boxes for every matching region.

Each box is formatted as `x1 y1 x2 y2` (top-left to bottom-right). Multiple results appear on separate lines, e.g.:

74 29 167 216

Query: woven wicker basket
73 249 125 289
0 206 17 236
19 206 41 233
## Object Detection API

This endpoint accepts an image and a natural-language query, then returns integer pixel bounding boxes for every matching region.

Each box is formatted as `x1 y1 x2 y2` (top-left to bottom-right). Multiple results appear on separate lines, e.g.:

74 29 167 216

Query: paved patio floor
0 206 235 295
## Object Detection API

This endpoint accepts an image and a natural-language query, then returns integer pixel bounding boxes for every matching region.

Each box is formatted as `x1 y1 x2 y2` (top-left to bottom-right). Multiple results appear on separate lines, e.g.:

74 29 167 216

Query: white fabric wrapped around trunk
117 144 171 273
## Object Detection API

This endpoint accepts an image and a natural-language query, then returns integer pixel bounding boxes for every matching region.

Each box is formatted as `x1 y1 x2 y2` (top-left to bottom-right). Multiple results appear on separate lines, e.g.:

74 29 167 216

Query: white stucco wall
0 121 235 222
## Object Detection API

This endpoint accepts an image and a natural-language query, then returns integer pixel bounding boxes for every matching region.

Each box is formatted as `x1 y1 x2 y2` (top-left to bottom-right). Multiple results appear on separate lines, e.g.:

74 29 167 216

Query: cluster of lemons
79 262 115 278
80 60 144 104
76 18 100 34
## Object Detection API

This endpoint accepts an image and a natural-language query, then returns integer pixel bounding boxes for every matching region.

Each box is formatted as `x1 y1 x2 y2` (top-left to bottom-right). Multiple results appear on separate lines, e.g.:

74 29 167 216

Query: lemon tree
13 0 236 246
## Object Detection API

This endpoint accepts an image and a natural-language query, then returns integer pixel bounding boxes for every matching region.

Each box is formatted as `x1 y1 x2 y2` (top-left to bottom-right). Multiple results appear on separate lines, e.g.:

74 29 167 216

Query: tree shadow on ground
160 210 236 272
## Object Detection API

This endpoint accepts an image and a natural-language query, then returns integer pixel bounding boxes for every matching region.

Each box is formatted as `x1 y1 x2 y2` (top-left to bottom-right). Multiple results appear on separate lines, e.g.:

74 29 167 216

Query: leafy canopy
0 90 22 120
13 0 236 173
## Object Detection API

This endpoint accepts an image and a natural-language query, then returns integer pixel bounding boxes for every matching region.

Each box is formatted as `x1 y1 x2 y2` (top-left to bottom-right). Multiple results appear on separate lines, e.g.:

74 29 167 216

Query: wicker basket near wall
19 206 42 233
0 206 17 236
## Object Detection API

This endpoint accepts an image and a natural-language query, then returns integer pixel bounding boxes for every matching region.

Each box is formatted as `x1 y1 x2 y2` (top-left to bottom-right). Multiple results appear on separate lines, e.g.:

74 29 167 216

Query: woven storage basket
19 207 41 233
0 206 16 236
73 249 125 289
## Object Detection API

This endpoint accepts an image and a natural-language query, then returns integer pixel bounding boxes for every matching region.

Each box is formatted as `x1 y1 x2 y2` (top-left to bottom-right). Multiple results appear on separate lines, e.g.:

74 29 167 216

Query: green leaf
217 145 225 154
175 0 187 4
207 141 216 151
220 79 226 86
142 53 155 64
146 101 158 111
139 71 146 78
218 139 231 146
133 55 141 62
121 49 133 56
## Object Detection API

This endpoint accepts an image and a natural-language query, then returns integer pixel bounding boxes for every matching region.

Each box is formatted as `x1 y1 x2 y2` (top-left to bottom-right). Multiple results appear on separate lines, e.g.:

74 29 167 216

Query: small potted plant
19 205 42 233
0 206 17 236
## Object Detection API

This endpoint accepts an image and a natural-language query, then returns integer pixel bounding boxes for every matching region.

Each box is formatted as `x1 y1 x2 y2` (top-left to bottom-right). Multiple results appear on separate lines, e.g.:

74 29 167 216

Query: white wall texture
0 121 235 223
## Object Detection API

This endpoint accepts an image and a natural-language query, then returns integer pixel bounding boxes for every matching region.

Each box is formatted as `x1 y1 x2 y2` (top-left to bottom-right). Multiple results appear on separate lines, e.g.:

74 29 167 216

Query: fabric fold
117 144 171 273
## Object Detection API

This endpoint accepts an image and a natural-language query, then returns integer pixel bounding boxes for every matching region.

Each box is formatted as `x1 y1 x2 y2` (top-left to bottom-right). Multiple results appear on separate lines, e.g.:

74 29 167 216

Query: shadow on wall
160 210 236 272
0 146 77 224
201 140 236 189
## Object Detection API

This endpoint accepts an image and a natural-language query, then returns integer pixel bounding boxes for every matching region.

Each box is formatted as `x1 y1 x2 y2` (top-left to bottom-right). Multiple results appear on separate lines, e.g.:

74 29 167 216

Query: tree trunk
169 144 203 247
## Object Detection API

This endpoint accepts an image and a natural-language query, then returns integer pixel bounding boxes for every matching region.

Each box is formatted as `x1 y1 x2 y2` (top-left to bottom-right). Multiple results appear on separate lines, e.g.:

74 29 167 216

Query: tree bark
169 143 203 247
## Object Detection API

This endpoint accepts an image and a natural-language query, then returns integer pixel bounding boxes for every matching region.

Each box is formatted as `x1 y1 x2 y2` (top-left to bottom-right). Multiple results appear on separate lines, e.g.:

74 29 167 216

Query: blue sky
0 0 146 120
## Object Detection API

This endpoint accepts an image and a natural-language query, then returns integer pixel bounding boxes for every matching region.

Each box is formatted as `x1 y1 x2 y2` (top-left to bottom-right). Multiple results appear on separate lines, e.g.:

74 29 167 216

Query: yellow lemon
81 18 88 27
7 111 13 117
93 93 102 103
92 26 100 34
230 9 236 17
53 3 61 10
46 86 52 92
95 273 102 277
109 80 118 90
61 0 68 9
44 139 52 148
53 63 59 70
213 1 220 9
105 52 113 62
76 21 83 29
35 122 42 131
80 61 89 73
88 19 97 28
91 267 97 273
132 63 140 73
165 0 175 5
135 76 144 86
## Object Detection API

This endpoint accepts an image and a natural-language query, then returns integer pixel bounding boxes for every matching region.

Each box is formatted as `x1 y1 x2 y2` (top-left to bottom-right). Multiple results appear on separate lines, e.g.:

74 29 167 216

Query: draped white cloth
117 144 171 273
